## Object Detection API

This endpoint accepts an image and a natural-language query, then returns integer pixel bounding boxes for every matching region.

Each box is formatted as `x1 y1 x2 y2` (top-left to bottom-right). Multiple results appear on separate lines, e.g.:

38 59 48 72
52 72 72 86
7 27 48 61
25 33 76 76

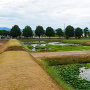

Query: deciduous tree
56 28 63 38
65 25 74 39
23 26 33 38
35 26 44 38
10 25 21 38
75 27 83 39
84 27 88 37
46 27 55 38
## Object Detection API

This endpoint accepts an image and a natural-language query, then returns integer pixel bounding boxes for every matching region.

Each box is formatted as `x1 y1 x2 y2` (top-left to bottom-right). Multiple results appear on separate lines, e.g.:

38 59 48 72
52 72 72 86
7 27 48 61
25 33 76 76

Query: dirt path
0 51 64 90
0 39 64 90
31 50 90 57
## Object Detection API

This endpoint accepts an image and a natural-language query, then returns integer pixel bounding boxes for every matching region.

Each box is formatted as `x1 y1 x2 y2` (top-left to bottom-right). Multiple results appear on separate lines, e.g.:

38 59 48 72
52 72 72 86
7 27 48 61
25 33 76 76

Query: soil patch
0 39 9 52
4 46 27 51
31 50 90 57
84 42 90 45
40 54 90 65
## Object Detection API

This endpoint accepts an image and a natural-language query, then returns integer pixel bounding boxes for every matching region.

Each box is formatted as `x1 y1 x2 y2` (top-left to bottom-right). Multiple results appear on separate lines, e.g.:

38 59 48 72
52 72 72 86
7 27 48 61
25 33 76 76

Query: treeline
0 25 89 39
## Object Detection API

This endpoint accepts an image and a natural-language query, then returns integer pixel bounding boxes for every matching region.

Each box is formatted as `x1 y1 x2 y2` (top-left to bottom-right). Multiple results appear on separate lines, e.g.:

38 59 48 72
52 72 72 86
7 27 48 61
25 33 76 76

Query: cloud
0 0 90 29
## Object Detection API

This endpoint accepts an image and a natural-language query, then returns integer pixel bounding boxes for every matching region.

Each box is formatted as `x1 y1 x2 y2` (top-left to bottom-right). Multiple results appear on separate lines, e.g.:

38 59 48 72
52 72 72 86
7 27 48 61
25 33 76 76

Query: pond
22 41 84 52
79 67 90 81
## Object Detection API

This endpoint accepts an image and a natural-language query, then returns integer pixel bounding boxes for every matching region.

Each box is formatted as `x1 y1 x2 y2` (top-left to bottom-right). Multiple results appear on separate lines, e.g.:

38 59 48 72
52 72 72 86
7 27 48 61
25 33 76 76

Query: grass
40 45 90 52
36 58 74 90
3 39 26 51
18 38 90 44
7 39 22 47
0 52 2 54
86 63 90 69
20 39 90 52
19 38 90 89
18 40 31 52
39 56 90 90
60 39 90 45
46 66 74 90
27 44 90 52
41 54 90 65
0 39 62 90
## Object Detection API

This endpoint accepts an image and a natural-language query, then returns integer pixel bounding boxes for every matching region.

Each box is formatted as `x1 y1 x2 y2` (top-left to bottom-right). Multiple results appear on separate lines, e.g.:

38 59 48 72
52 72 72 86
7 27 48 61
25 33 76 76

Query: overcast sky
0 0 90 30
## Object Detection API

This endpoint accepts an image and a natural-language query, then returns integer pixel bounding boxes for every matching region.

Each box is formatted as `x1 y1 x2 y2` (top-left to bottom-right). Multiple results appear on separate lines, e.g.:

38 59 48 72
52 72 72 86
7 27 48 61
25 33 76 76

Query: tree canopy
65 25 74 38
35 26 44 38
84 27 88 37
56 28 63 37
46 27 55 37
0 30 10 36
23 26 33 38
10 25 21 38
75 27 83 39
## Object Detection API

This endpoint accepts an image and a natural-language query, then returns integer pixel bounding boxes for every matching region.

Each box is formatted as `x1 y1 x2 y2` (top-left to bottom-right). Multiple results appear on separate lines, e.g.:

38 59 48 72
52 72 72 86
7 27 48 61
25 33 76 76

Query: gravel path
31 50 90 57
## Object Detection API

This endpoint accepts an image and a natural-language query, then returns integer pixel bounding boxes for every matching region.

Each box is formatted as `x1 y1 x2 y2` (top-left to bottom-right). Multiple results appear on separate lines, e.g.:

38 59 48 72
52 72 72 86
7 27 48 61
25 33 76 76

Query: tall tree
56 28 63 38
35 25 44 38
65 25 74 39
84 27 88 37
10 25 21 38
46 27 55 38
23 26 33 38
75 27 83 39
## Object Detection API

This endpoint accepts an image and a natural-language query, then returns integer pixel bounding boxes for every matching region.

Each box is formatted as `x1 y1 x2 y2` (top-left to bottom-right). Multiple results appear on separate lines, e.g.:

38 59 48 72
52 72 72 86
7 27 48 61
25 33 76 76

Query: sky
0 0 90 30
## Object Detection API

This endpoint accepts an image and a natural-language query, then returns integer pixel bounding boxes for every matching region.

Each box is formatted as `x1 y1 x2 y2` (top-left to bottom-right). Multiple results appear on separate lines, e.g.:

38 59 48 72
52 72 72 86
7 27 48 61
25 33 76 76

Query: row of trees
65 26 89 39
0 25 89 39
10 25 63 38
0 30 10 36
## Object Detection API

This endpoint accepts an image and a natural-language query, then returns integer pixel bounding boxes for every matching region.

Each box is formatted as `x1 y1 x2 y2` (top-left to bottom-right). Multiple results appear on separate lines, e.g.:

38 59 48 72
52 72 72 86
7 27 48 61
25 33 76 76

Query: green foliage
86 63 90 69
84 27 88 37
35 25 45 38
44 59 63 66
27 45 33 49
88 32 90 39
65 25 74 38
60 39 90 44
41 44 90 51
42 54 90 65
0 30 10 36
53 64 90 90
23 40 90 52
75 27 83 39
46 66 74 90
10 25 21 38
65 36 69 39
56 28 63 37
46 27 55 38
23 26 33 38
